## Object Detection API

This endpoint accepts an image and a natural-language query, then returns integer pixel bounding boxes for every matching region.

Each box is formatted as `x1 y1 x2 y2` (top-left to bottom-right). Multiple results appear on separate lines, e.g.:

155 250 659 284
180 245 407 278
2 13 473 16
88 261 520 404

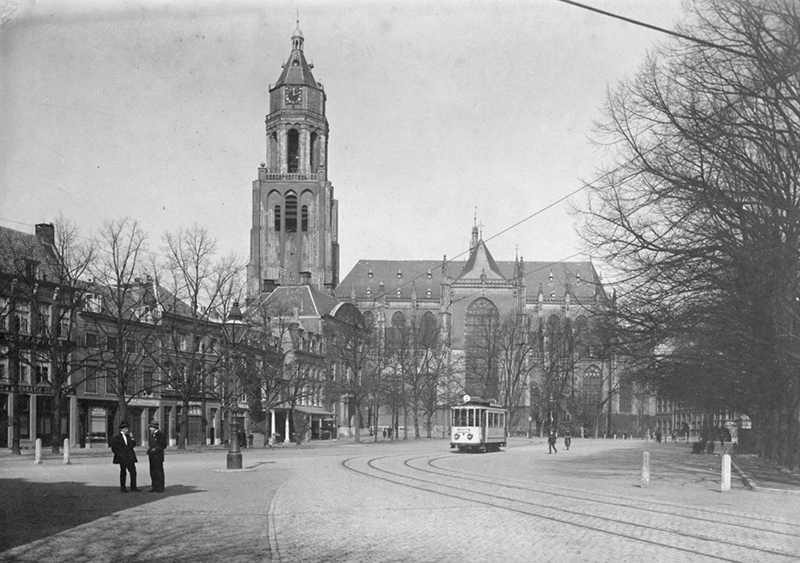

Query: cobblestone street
1 438 799 562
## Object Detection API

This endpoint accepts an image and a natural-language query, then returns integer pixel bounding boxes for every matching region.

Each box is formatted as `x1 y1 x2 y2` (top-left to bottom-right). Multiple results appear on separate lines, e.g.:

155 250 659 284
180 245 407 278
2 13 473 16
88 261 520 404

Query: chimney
35 223 55 247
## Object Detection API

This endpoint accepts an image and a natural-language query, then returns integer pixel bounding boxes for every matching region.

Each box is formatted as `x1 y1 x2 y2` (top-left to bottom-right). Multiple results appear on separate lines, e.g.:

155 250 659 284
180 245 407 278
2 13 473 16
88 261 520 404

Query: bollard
641 451 650 487
721 453 731 492
63 438 71 465
34 438 43 465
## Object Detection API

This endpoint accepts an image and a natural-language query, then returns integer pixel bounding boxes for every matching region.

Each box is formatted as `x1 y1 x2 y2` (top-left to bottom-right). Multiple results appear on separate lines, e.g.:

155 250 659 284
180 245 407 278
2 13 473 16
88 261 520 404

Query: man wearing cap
110 421 140 492
146 420 167 492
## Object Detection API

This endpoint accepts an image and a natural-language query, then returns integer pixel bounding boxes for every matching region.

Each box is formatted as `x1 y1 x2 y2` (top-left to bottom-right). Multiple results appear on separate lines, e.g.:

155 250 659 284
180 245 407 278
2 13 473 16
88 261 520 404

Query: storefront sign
0 384 75 395
90 407 106 417
129 398 160 407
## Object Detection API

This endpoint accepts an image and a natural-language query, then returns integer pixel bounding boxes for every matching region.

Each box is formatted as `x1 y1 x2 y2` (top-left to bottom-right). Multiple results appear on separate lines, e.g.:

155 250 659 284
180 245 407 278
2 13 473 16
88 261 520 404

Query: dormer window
25 260 39 280
426 288 432 298
396 288 402 297
84 293 102 313
366 287 372 298
427 270 432 280
397 269 402 279
368 269 373 279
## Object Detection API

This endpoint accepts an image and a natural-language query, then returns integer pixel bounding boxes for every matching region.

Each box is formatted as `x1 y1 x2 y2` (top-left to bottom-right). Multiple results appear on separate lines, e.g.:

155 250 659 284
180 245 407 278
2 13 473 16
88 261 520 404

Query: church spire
292 11 304 51
470 209 479 251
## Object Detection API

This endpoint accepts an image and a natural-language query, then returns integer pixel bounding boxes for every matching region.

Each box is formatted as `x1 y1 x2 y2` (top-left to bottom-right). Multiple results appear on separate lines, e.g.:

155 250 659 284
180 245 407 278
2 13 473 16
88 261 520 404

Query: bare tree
578 0 800 466
156 225 244 449
388 312 453 439
325 304 371 443
84 218 160 425
0 219 95 453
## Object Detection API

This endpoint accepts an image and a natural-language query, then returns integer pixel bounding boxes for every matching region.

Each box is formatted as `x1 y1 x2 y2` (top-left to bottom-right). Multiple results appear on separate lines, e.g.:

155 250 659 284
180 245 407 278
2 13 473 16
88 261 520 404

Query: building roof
337 256 604 304
0 225 60 282
251 284 341 319
456 240 504 281
273 24 319 88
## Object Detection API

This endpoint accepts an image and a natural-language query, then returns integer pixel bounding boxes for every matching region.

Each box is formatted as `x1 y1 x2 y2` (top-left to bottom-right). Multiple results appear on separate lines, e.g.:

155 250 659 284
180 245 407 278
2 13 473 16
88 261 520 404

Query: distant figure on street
564 430 571 451
548 429 558 454
248 433 254 448
268 434 276 448
382 428 387 438
146 421 167 493
655 429 662 443
111 421 140 493
672 431 677 442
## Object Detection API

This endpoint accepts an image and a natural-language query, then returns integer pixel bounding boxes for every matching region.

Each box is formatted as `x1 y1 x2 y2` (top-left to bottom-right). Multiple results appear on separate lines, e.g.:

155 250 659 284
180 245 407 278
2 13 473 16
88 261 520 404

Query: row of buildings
1 22 734 451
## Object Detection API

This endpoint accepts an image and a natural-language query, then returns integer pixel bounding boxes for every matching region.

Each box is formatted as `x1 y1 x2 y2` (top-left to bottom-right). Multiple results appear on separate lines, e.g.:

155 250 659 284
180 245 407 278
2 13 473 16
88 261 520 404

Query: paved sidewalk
1 437 798 563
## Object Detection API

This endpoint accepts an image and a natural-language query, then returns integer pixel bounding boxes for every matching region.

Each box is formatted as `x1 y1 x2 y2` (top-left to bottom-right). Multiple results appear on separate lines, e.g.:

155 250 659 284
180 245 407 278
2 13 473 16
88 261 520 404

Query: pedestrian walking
564 430 571 451
146 420 167 493
548 429 558 454
111 421 140 493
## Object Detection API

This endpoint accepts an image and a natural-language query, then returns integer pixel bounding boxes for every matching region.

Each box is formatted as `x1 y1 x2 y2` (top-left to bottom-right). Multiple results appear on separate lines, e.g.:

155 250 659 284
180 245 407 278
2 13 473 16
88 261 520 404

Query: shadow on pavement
0 478 201 552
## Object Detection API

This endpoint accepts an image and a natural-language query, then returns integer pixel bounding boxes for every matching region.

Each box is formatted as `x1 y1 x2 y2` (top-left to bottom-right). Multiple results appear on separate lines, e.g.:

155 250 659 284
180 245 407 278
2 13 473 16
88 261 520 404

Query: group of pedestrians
110 420 168 493
547 429 571 454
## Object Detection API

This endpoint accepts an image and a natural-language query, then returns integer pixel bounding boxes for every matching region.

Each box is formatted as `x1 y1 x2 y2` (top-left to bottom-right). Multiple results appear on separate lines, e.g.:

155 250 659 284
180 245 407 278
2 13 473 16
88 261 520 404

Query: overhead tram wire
8 6 794 308
361 3 800 307
554 0 750 58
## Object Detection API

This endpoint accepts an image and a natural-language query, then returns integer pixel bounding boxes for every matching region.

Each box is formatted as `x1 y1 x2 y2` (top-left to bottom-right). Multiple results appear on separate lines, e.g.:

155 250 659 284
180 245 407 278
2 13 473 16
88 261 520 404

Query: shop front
268 405 336 443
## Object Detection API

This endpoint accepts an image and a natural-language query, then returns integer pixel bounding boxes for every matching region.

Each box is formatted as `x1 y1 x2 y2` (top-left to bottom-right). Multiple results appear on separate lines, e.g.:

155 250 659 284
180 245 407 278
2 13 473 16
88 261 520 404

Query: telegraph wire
554 0 749 57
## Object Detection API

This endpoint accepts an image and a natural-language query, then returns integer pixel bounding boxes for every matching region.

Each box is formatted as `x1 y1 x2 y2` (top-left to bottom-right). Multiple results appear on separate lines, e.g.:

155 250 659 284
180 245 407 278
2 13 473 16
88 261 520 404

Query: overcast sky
0 0 686 278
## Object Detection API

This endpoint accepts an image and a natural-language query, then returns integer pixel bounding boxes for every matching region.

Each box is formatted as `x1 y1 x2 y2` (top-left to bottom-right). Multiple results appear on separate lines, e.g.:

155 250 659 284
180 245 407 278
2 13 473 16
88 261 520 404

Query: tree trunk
353 403 361 444
178 397 190 449
50 389 63 454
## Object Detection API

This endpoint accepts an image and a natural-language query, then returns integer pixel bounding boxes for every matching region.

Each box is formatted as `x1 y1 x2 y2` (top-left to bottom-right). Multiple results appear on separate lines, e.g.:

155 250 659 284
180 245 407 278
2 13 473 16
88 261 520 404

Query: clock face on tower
285 86 302 105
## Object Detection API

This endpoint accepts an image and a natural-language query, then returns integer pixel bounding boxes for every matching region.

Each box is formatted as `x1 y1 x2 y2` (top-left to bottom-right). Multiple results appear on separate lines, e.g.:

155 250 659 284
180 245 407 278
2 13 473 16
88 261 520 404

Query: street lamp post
222 301 249 470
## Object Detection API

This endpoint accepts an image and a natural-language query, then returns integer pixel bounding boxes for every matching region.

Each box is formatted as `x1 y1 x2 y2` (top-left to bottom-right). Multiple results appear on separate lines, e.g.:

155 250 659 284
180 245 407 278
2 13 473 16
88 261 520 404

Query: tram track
341 450 800 563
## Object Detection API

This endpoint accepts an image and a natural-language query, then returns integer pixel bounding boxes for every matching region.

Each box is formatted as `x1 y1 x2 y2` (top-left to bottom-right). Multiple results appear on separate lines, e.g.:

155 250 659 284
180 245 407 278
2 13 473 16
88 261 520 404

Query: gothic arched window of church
580 365 603 415
574 315 589 358
274 205 282 232
546 314 563 360
465 297 500 399
285 194 298 233
420 311 438 348
301 205 309 232
388 311 406 352
287 129 300 173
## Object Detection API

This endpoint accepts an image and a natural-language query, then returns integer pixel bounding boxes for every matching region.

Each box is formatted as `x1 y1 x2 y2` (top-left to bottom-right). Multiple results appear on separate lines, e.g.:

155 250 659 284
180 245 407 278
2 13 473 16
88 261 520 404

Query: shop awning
294 405 335 417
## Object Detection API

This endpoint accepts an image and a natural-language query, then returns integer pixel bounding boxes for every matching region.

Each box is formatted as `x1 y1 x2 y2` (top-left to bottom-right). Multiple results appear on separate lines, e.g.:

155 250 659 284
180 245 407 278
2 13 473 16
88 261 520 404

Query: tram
450 395 507 453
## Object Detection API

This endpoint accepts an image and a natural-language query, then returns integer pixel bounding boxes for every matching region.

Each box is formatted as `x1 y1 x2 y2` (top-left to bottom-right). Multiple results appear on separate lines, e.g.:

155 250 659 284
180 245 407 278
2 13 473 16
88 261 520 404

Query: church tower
247 20 339 299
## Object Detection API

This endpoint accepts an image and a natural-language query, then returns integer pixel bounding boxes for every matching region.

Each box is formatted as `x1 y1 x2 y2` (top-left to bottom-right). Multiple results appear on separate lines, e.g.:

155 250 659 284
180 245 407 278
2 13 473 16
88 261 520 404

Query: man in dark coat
111 421 140 492
548 429 558 454
146 420 168 492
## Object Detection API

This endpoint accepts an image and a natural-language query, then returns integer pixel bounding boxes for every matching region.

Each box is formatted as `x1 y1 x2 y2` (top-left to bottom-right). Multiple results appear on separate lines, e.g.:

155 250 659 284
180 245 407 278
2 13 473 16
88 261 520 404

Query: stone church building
245 22 650 439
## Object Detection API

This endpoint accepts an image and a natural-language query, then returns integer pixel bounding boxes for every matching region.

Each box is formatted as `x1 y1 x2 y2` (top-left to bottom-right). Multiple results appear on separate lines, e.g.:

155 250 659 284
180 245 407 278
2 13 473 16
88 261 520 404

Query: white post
721 453 731 492
641 451 650 487
34 438 43 465
63 438 71 465
284 415 291 444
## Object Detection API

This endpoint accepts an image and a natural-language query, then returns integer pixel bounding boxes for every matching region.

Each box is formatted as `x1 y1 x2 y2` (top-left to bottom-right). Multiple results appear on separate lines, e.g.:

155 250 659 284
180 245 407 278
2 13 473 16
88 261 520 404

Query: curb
731 458 800 495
